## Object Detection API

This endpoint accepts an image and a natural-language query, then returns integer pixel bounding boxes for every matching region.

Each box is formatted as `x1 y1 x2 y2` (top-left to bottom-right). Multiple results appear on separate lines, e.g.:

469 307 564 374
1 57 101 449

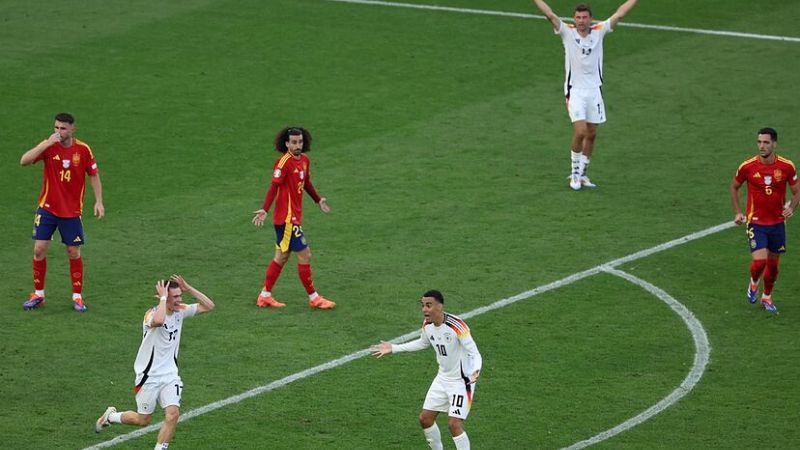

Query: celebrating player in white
95 275 215 450
372 290 482 450
532 0 639 190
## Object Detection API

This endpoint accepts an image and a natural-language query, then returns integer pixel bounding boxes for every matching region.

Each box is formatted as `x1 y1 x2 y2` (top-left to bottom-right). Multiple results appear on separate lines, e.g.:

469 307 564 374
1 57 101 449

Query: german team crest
774 170 783 182
62 159 71 169
764 176 772 186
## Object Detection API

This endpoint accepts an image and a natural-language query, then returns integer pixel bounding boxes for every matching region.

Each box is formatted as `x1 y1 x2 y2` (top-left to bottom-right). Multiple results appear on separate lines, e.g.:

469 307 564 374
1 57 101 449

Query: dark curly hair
274 126 312 154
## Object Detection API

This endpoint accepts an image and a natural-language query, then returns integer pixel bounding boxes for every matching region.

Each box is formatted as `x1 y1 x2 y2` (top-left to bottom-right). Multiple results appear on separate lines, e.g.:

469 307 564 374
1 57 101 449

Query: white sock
35 289 45 297
453 431 471 450
570 151 581 174
309 292 319 301
260 290 271 297
73 293 82 300
423 424 444 450
108 412 123 424
579 154 590 177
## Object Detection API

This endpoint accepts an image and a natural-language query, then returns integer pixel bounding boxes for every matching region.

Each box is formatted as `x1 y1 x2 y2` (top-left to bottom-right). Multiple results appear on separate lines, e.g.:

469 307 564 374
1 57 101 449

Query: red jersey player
730 127 799 314
251 127 335 310
20 113 104 312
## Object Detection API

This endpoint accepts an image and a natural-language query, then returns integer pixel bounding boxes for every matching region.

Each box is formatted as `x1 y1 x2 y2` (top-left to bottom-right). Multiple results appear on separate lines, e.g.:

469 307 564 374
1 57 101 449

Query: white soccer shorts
422 375 475 420
566 87 606 124
135 377 183 414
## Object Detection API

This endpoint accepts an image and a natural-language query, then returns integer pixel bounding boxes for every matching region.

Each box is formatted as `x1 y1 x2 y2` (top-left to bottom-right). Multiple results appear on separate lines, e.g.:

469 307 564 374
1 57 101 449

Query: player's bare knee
66 245 81 259
447 417 464 436
164 407 180 425
418 412 434 428
274 252 290 265
133 413 152 426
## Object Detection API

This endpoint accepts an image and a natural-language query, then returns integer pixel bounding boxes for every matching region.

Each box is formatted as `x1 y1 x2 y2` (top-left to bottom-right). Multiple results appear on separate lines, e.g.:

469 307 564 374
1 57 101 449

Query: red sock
33 258 47 291
264 260 284 291
70 257 83 295
763 258 779 296
749 258 767 282
297 263 316 295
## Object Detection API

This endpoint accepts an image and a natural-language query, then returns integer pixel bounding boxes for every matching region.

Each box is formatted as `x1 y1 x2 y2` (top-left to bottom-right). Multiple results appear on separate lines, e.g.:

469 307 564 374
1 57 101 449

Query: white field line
562 267 712 450
324 0 800 43
84 221 733 449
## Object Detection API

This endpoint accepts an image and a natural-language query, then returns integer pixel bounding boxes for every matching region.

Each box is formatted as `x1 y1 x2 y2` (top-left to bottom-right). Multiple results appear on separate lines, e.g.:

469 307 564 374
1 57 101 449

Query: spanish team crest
72 153 81 165
774 169 783 182
62 159 71 169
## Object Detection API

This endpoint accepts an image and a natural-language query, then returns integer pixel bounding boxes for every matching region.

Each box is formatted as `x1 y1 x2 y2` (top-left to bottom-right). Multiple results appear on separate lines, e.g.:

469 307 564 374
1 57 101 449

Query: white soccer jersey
133 303 198 388
393 313 482 382
556 19 613 96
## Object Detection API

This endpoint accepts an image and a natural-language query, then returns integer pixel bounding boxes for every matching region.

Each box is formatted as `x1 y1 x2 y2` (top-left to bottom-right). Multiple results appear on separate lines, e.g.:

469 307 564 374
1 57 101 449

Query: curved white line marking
560 267 711 449
85 222 729 449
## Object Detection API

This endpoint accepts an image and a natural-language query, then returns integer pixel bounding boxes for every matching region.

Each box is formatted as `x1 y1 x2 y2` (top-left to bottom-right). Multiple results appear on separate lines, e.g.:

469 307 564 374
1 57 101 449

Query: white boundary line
324 0 800 43
85 221 734 449
562 267 711 450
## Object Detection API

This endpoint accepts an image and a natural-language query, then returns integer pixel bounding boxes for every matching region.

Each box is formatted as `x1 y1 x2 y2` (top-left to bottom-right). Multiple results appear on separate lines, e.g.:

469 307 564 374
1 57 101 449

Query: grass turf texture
1 0 799 448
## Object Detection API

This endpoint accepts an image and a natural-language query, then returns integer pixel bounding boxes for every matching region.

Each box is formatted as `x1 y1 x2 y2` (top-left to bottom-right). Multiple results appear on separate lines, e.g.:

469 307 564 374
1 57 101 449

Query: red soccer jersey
264 153 317 225
34 139 99 218
734 155 798 225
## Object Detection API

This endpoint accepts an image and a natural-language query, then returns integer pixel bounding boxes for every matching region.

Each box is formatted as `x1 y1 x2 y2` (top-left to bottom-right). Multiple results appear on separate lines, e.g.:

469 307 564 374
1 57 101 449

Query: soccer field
2 0 799 448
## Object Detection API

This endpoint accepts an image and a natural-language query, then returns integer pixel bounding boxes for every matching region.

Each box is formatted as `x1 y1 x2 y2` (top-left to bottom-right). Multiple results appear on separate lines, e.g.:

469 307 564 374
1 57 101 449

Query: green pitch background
1 0 799 448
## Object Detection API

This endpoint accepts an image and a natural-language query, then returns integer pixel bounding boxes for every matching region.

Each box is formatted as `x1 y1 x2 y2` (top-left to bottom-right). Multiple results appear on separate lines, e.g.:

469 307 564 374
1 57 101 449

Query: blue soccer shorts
32 207 85 246
274 223 308 253
747 222 786 254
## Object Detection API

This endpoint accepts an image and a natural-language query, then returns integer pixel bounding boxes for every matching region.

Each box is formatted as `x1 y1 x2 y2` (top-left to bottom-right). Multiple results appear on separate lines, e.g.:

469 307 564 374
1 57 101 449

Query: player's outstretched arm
532 0 561 31
20 133 60 165
730 179 746 225
609 0 639 28
171 274 215 314
370 341 393 358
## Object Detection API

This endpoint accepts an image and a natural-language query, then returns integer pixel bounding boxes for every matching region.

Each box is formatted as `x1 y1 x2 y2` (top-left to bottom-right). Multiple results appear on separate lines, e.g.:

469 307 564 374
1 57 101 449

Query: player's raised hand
252 209 267 226
370 341 393 358
170 274 191 291
155 279 169 299
319 198 331 213
46 131 61 145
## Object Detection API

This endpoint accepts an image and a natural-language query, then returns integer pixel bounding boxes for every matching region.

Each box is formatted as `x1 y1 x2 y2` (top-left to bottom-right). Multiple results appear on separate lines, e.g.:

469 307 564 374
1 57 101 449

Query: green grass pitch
1 0 799 448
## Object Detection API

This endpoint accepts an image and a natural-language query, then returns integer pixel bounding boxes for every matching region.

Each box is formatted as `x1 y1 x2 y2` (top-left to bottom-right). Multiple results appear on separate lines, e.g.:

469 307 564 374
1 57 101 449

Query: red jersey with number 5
34 139 99 218
734 155 798 225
